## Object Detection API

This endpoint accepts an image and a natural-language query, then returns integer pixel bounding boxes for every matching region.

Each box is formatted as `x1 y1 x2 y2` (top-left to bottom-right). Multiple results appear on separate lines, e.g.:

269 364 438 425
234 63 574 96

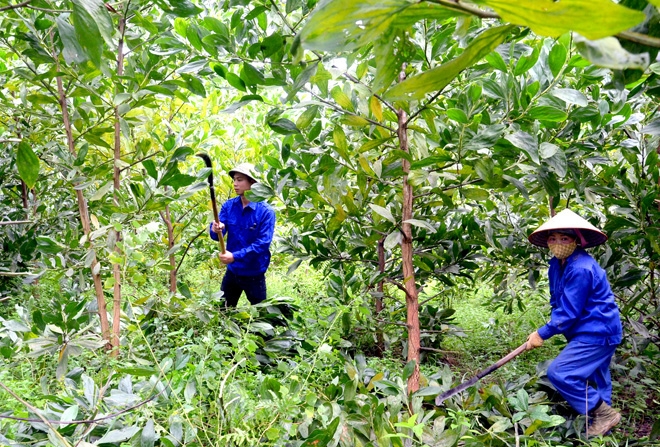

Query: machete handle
434 342 528 405
196 153 226 254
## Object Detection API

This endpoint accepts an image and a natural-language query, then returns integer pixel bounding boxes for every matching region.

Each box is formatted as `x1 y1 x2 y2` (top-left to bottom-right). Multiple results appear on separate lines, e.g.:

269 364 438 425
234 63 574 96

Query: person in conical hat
526 209 622 437
210 162 276 307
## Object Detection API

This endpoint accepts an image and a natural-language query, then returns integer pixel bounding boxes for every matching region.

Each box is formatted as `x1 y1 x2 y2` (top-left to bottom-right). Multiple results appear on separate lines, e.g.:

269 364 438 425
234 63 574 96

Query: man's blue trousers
546 341 617 414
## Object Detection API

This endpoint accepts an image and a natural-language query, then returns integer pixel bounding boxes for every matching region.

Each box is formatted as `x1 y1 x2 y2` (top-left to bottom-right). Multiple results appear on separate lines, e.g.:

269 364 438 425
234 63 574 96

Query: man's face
233 173 253 196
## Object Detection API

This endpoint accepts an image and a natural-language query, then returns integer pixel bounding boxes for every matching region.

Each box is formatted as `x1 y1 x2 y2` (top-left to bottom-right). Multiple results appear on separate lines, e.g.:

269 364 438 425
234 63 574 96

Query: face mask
548 242 576 260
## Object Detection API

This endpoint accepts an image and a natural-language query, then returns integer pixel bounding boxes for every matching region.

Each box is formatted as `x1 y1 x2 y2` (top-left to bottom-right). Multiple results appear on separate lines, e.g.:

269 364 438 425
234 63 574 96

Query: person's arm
537 267 592 340
230 207 275 262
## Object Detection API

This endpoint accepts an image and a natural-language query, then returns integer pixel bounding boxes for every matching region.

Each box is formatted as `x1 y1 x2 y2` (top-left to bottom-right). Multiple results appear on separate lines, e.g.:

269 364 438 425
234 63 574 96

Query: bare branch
0 0 32 12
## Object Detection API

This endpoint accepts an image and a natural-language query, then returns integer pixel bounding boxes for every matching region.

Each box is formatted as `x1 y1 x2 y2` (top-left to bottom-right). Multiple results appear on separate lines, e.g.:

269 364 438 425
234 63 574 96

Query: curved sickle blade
435 342 528 405
196 153 225 253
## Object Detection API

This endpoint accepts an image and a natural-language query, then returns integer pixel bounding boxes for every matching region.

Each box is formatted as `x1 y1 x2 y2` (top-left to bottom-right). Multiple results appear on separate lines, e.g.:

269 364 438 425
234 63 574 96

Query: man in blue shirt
210 163 276 307
527 209 622 437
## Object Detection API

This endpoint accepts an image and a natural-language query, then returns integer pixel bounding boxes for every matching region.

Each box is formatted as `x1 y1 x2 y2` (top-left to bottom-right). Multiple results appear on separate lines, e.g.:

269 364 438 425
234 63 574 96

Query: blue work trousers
546 341 617 414
221 270 267 307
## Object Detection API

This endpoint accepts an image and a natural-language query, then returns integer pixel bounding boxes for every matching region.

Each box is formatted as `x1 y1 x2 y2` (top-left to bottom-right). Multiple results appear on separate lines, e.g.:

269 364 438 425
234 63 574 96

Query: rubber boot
588 402 621 437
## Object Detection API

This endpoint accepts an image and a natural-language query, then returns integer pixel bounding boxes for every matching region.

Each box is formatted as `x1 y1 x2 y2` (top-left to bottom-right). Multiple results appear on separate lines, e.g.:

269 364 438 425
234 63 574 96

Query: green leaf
505 131 538 163
574 35 649 70
485 51 507 72
514 46 539 75
403 219 436 233
16 141 40 189
402 360 416 379
71 0 113 67
331 86 354 112
551 88 588 107
528 105 568 122
446 108 468 123
141 419 156 447
370 204 396 224
160 0 203 17
96 427 141 444
475 0 645 40
539 142 558 159
548 43 567 78
241 63 266 86
299 0 408 51
180 73 206 97
221 95 264 113
142 160 158 179
56 17 87 64
384 25 515 101
268 119 300 135
36 236 65 254
225 72 247 92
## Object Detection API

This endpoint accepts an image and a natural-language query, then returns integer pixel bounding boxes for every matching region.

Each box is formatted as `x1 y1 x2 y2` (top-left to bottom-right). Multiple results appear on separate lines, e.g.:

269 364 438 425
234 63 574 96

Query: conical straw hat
528 209 607 248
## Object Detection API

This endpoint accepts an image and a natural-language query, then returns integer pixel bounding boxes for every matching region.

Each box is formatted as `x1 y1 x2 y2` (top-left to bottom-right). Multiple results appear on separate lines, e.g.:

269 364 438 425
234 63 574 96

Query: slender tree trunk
397 69 421 393
20 180 28 210
160 206 177 293
109 15 127 358
53 53 111 349
376 237 386 355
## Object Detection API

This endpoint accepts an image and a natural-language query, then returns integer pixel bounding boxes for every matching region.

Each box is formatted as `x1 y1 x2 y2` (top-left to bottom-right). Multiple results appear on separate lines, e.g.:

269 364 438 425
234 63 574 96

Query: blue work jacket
537 248 622 346
210 197 276 276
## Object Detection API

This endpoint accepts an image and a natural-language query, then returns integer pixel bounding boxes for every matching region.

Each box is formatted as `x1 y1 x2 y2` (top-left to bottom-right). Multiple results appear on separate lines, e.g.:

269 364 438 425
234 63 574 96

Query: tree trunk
109 15 127 358
160 206 177 293
376 237 386 355
397 69 421 393
54 71 111 349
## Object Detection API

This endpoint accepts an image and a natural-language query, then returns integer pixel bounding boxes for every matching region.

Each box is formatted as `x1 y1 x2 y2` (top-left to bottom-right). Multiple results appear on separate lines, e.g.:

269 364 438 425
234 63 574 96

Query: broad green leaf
574 35 649 70
505 131 539 163
485 51 507 72
221 95 264 113
370 96 383 121
514 46 540 75
296 106 318 129
141 419 156 447
299 0 411 51
241 63 266 86
403 219 436 233
384 25 515 101
548 43 567 78
300 0 462 51
96 427 141 444
539 142 558 159
331 86 354 112
446 108 468 123
641 120 660 135
225 72 246 91
551 88 588 107
462 187 490 201
268 119 300 135
528 106 568 122
16 142 40 189
71 0 113 67
160 0 203 17
370 204 396 224
475 0 645 40
90 181 113 201
340 115 369 126
384 231 402 250
180 73 206 97
56 17 87 64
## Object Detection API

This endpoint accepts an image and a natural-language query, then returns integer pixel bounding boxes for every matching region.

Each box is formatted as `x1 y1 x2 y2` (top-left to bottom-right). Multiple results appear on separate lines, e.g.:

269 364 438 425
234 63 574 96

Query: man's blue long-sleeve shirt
537 248 621 345
210 197 276 276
